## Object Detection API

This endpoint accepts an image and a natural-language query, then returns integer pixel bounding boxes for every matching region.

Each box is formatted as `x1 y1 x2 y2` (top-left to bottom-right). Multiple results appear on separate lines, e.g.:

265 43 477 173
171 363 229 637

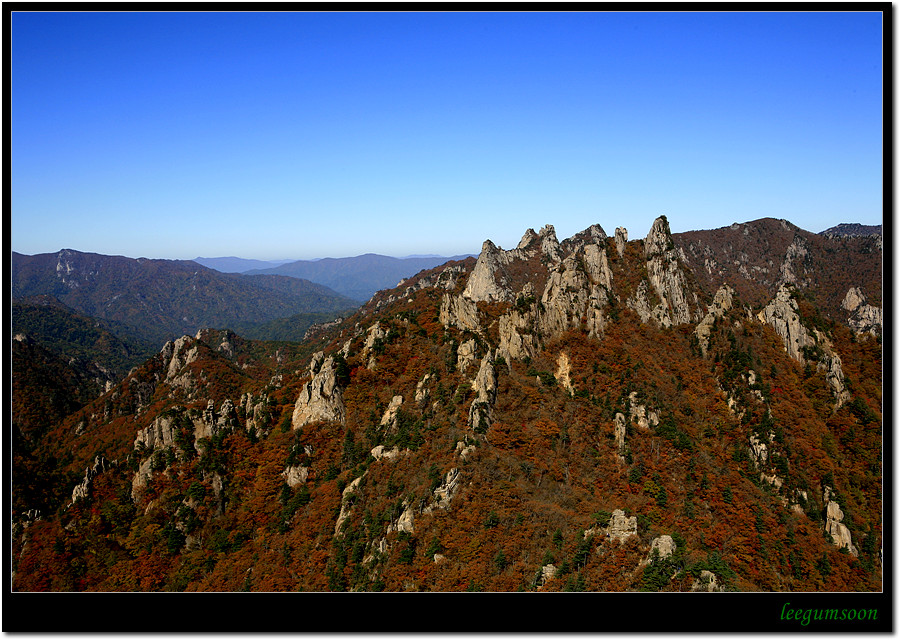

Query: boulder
282 465 309 488
607 509 638 543
648 535 676 561
691 570 722 592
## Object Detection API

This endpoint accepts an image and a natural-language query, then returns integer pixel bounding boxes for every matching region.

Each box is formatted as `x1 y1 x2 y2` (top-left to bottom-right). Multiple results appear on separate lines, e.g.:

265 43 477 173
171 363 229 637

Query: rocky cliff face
291 351 346 429
842 287 882 336
468 352 498 433
758 285 850 407
631 216 699 328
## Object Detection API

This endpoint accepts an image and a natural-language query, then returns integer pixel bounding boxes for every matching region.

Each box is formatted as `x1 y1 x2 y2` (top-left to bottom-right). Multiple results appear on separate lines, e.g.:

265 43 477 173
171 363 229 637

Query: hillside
245 253 475 302
11 249 360 346
11 217 884 616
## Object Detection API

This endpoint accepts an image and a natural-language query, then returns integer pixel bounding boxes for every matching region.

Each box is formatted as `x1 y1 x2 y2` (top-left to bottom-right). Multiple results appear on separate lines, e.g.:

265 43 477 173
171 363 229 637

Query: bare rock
628 392 659 430
642 216 697 327
615 227 628 257
291 354 346 429
439 293 481 333
614 413 627 460
555 352 574 395
842 287 882 336
335 475 364 535
758 286 850 408
282 465 309 488
607 509 638 543
457 339 478 374
694 285 734 357
691 570 722 592
498 306 537 362
370 445 403 462
539 249 610 340
823 487 858 556
414 373 432 407
423 467 461 514
468 353 498 433
362 324 387 368
462 239 514 303
380 395 404 430
71 456 109 504
539 564 557 588
648 534 676 561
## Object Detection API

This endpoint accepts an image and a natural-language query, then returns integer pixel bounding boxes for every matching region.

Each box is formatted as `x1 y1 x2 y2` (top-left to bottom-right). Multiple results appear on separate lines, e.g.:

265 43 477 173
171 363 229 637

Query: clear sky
11 10 884 260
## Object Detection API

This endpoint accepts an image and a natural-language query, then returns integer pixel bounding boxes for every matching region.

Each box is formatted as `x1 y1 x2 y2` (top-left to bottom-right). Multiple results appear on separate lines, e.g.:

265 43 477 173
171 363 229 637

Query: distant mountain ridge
193 256 295 273
244 252 476 301
11 249 359 347
819 223 883 238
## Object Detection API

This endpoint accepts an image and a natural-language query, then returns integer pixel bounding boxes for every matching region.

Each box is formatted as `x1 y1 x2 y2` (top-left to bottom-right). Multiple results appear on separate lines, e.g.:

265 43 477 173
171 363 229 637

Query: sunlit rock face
640 216 698 328
842 286 882 336
291 352 346 429
694 284 735 357
758 285 850 407
468 352 498 434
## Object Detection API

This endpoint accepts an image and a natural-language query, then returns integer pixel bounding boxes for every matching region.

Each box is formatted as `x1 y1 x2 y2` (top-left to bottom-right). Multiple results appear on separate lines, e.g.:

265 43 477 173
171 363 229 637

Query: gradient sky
11 10 884 260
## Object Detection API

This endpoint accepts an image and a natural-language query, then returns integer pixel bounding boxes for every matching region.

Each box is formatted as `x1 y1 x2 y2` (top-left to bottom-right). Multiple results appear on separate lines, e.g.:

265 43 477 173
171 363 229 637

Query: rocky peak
615 227 628 257
560 223 607 255
644 216 674 258
629 216 698 328
537 224 561 261
462 239 513 303
517 228 539 250
71 456 111 504
161 335 201 386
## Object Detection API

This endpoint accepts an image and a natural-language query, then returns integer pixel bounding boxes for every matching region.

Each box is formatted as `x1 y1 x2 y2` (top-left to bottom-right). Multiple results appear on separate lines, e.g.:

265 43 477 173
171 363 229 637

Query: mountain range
11 249 360 347
193 256 297 273
10 216 884 620
241 253 476 301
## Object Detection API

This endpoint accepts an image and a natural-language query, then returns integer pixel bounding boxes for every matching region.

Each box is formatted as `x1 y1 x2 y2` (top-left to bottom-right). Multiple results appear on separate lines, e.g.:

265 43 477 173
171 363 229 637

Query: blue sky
11 10 884 260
